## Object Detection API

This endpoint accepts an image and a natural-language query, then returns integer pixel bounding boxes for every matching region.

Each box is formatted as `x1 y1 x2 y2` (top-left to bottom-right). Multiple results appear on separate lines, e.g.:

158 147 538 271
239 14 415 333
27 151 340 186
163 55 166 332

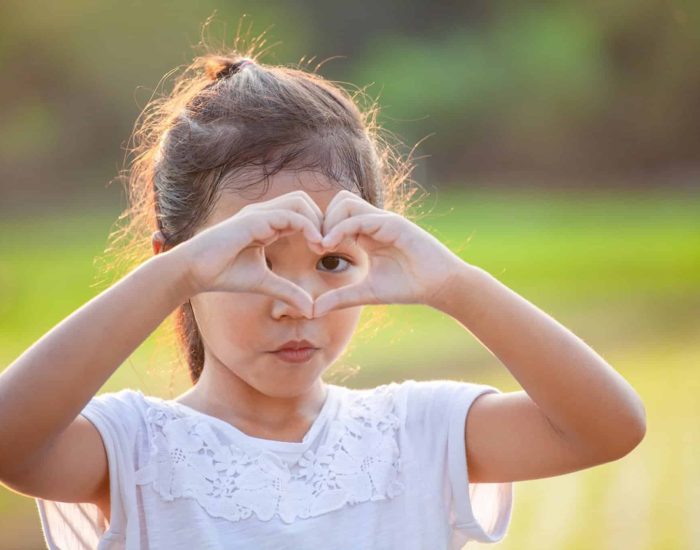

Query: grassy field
0 186 698 549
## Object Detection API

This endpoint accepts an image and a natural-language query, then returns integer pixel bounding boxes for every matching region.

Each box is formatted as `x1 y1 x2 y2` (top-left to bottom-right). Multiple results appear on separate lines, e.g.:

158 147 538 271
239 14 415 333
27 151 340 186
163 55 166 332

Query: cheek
325 306 363 347
190 292 261 346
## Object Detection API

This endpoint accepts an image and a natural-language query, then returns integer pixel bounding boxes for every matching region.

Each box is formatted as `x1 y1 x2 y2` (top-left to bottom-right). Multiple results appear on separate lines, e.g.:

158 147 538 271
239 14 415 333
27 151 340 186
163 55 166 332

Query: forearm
430 261 646 455
0 250 193 472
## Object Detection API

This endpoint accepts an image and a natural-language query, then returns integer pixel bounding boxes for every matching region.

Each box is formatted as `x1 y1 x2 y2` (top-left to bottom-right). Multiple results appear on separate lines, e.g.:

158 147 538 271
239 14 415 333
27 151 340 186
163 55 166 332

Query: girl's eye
264 255 353 273
318 255 353 273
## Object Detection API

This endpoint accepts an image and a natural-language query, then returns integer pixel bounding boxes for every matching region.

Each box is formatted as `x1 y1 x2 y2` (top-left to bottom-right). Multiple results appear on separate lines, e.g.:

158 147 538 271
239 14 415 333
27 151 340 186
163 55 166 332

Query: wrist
427 259 487 315
154 245 200 301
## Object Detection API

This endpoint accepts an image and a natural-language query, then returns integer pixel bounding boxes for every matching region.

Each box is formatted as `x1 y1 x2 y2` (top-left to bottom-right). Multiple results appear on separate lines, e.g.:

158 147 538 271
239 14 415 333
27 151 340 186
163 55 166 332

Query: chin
249 361 328 398
253 379 319 399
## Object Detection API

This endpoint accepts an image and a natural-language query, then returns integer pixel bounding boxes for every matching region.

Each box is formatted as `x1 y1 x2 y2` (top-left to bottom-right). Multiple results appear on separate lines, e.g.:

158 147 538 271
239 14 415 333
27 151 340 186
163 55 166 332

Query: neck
177 357 329 435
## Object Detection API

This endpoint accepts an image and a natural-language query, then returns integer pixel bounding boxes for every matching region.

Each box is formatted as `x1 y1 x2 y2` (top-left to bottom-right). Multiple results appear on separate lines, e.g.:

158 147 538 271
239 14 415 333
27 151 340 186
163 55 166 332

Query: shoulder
338 378 500 404
83 388 148 417
79 388 151 441
86 387 147 405
336 379 501 430
379 378 501 411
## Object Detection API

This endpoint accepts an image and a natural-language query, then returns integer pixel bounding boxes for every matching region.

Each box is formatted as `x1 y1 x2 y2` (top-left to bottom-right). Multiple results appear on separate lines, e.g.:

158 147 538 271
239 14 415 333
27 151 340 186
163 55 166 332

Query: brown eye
318 255 352 273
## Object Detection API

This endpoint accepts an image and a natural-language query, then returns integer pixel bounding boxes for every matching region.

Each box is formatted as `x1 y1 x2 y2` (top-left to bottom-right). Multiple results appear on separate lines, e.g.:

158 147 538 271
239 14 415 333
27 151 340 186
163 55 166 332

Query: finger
247 210 324 248
322 190 373 235
269 211 325 244
295 190 326 228
313 282 378 317
257 271 314 319
321 214 398 249
268 210 326 253
273 190 325 231
322 188 357 221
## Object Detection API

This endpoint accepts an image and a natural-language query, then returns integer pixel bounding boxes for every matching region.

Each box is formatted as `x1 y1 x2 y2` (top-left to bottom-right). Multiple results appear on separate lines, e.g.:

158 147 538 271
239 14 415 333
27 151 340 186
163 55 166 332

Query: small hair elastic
216 58 255 81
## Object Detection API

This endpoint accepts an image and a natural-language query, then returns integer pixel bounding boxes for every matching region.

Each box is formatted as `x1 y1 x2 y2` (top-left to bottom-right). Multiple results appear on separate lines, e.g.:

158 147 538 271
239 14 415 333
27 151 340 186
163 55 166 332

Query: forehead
203 170 358 228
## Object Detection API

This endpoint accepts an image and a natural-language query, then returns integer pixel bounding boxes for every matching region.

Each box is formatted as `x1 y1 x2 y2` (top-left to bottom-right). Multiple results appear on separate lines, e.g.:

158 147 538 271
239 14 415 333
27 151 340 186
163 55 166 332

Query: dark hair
97 24 426 387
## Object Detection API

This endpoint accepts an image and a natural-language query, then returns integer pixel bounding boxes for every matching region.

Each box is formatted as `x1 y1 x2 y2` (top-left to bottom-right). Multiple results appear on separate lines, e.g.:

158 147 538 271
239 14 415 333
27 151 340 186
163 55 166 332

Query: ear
152 231 167 255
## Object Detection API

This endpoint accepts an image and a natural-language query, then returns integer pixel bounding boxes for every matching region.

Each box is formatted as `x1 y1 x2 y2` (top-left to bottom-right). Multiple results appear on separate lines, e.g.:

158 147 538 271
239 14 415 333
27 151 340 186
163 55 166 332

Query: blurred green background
1 1 699 549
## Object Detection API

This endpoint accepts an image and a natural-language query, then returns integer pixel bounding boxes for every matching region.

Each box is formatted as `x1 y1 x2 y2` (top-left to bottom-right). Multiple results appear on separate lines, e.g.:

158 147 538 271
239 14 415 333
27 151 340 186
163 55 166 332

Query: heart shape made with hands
261 189 445 318
264 195 383 318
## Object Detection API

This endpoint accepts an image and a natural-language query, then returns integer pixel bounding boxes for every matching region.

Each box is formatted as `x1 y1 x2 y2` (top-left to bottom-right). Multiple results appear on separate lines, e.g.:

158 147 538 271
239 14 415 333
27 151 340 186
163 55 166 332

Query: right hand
175 190 326 318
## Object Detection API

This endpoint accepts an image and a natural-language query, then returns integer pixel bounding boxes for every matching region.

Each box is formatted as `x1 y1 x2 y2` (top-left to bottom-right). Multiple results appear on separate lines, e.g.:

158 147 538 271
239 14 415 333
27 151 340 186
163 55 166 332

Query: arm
0 249 193 484
241 190 646 484
429 262 646 483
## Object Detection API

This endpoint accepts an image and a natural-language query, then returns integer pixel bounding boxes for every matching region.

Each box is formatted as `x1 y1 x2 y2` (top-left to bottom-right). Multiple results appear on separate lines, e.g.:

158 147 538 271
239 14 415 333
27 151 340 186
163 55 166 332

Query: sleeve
35 388 145 550
401 379 514 545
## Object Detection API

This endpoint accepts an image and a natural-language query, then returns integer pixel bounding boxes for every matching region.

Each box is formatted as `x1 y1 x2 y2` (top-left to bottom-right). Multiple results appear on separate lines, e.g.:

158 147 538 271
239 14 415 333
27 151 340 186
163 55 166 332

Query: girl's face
181 171 368 399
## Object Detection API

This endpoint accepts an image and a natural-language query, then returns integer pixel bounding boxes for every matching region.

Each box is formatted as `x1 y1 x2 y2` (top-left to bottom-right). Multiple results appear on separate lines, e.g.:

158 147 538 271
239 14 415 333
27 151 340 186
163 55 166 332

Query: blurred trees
340 1 700 184
1 0 698 211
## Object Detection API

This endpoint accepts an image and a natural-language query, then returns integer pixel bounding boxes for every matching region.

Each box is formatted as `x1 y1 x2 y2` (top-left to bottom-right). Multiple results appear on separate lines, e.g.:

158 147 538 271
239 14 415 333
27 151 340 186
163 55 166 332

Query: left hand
312 190 465 317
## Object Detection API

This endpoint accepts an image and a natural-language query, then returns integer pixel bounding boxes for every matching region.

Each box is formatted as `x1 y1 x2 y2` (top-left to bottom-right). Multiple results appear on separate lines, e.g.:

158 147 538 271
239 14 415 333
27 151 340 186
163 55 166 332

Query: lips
272 339 318 352
269 339 319 364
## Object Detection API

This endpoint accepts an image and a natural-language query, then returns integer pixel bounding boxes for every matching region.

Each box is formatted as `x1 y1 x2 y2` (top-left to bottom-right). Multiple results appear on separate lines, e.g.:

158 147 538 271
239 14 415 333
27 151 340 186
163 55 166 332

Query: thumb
313 282 377 317
257 271 314 319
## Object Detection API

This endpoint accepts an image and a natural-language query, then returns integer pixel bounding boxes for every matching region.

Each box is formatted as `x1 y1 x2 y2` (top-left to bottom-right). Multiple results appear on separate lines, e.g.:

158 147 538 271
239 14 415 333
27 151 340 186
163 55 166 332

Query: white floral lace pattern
137 385 405 524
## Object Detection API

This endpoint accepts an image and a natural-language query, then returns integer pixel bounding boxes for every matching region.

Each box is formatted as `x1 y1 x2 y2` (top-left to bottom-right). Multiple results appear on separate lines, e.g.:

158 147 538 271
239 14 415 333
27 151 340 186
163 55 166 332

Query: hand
312 190 464 317
176 190 325 318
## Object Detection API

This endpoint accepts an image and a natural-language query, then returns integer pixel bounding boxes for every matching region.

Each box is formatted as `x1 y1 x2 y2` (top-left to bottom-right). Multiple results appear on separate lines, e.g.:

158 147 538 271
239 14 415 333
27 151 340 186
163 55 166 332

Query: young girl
0 43 646 550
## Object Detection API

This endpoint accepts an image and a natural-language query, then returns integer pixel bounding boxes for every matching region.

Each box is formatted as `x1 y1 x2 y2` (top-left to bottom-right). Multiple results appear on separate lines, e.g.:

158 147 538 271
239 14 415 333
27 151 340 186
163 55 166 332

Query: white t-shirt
36 379 513 549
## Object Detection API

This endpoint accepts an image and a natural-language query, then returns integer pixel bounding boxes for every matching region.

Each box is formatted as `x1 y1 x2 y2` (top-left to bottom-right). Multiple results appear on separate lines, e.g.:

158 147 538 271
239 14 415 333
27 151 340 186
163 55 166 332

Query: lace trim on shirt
136 385 405 524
